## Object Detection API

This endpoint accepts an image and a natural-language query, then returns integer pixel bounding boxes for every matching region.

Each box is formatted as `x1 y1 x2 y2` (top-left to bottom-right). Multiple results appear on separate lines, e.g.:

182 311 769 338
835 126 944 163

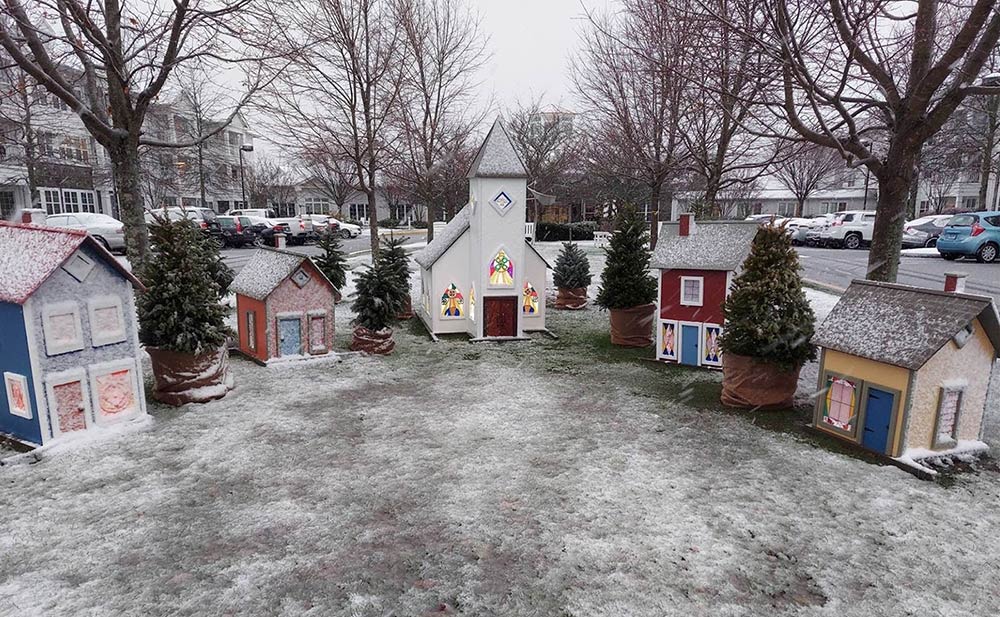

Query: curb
802 279 846 295
899 251 942 259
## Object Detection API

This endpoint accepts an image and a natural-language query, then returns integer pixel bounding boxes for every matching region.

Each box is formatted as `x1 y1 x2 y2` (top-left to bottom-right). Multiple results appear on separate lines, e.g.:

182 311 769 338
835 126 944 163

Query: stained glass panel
441 284 464 317
489 249 514 287
523 282 539 314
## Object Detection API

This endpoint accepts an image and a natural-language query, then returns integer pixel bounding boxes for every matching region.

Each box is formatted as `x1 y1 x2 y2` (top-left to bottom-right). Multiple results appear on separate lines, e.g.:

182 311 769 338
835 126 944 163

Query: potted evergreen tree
138 218 234 405
719 224 816 409
349 260 400 354
596 205 658 346
553 242 592 309
379 236 413 319
314 230 348 303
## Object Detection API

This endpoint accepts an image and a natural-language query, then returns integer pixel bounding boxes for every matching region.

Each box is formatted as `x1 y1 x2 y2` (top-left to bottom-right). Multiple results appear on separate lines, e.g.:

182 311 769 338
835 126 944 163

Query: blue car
936 211 1000 263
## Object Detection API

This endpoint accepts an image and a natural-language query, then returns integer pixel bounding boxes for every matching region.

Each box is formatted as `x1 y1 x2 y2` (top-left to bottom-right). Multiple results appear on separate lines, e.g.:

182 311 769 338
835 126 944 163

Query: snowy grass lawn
2 251 1000 616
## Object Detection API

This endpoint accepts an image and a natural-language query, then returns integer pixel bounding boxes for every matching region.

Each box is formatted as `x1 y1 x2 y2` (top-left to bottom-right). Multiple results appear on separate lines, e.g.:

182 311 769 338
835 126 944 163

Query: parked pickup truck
228 208 313 245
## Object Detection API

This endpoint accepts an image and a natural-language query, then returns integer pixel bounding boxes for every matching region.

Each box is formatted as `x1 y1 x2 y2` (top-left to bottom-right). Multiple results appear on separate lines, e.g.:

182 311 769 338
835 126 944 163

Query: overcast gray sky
475 0 608 110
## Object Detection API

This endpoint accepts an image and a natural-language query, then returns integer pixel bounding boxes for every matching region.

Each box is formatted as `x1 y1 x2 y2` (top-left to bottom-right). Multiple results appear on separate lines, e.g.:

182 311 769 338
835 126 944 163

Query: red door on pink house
52 380 87 434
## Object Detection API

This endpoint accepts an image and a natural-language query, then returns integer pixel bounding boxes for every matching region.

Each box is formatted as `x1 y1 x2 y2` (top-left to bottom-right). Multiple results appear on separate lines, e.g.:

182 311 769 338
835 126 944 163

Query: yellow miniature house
811 275 999 464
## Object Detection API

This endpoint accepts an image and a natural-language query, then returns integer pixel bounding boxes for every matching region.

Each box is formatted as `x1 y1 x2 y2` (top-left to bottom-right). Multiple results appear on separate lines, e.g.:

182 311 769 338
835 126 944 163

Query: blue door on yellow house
278 317 302 357
680 325 700 366
862 388 894 454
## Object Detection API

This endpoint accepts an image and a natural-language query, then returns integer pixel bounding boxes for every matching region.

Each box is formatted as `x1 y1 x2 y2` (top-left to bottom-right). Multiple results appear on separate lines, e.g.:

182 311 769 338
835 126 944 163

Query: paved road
797 246 1000 301
221 232 424 274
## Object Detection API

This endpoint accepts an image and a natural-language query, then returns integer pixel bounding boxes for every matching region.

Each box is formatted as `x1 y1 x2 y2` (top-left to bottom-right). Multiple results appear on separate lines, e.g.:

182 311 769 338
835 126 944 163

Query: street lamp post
239 144 254 208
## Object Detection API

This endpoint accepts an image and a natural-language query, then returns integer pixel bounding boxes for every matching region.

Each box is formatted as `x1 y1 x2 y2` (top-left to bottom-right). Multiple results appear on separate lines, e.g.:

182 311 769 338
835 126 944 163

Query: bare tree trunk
367 188 380 256
795 198 805 218
109 139 150 265
17 79 39 208
651 181 665 225
979 96 998 210
198 143 208 209
868 154 915 282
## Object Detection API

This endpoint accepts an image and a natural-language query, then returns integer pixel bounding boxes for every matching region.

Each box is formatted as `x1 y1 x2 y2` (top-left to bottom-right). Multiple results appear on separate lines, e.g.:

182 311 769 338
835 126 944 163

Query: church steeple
467 119 528 179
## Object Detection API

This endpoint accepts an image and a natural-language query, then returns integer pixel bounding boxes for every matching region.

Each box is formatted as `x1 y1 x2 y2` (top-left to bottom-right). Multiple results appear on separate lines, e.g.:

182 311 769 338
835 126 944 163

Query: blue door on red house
278 317 301 357
680 325 700 366
862 388 895 454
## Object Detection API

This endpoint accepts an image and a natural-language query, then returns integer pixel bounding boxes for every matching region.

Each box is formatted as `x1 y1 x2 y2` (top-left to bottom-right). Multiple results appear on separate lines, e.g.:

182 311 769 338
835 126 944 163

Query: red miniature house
230 249 337 363
651 214 759 369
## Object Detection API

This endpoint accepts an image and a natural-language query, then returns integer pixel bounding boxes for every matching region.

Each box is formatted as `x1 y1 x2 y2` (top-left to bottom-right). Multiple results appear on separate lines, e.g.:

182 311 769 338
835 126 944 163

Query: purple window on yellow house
823 376 857 431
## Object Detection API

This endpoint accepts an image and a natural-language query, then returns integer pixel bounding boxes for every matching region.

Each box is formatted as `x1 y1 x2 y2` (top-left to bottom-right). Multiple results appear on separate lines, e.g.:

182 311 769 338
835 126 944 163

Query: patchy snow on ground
900 247 941 258
2 246 999 617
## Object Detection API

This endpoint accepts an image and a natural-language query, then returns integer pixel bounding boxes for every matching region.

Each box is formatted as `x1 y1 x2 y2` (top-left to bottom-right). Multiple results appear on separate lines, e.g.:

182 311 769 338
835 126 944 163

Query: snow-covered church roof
651 221 760 271
0 222 142 304
813 280 1000 370
467 120 528 179
230 248 332 301
414 205 471 269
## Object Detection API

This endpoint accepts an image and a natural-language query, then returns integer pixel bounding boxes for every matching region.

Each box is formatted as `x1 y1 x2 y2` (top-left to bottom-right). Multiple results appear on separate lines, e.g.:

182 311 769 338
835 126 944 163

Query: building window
43 189 61 214
309 313 326 353
933 388 963 448
0 191 14 219
680 276 704 306
3 372 32 419
821 375 857 432
489 249 514 287
273 202 296 217
302 197 330 215
42 301 85 355
88 296 127 347
62 252 95 282
962 196 978 211
348 203 368 221
89 360 141 422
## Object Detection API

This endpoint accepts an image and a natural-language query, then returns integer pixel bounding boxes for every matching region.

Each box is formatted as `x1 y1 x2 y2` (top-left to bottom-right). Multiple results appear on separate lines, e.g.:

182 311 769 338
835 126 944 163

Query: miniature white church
414 120 550 339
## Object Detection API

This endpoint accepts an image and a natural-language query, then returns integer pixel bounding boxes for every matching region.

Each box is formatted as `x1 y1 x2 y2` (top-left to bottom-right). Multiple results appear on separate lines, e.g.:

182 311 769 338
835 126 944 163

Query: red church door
484 296 518 337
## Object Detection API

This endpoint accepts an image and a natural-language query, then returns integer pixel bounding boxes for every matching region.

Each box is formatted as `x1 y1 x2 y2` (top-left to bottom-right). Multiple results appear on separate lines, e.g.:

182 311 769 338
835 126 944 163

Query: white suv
819 210 877 249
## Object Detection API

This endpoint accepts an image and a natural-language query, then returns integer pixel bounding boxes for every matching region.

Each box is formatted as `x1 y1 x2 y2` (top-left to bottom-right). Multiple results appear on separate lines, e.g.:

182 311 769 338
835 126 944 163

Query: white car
818 210 877 249
745 214 788 226
329 217 361 239
45 212 126 253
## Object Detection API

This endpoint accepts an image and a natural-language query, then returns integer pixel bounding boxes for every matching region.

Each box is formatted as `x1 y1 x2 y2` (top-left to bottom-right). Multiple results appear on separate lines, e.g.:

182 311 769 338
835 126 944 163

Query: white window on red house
680 276 704 307
934 388 963 448
246 311 257 350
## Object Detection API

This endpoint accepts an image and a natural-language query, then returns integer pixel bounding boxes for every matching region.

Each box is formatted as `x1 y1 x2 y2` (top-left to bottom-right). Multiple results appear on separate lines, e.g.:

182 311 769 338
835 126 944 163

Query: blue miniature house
0 222 147 448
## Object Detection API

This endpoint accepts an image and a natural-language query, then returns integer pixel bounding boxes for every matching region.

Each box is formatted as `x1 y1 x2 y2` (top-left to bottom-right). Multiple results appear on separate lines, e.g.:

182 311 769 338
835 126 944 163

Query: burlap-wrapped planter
721 352 801 410
609 303 656 347
397 296 414 320
147 345 234 406
555 287 588 310
350 326 395 355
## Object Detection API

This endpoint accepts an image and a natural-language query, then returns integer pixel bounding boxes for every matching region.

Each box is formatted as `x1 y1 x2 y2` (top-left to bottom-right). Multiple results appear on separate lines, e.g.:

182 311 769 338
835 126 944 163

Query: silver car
45 212 126 253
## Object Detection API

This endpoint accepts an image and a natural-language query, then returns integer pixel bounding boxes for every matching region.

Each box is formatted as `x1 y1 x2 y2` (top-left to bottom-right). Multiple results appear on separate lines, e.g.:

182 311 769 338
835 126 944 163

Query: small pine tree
351 261 399 332
596 204 657 309
553 242 592 289
720 224 817 368
137 218 231 354
314 231 348 290
377 236 411 314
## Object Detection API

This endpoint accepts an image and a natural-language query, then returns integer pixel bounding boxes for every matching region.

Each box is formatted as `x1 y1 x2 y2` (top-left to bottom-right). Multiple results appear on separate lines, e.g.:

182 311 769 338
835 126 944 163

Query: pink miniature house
230 249 337 363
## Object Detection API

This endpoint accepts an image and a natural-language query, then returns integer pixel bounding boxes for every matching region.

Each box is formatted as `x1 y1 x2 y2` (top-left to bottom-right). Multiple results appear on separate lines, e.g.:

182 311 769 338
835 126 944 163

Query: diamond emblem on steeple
490 190 514 215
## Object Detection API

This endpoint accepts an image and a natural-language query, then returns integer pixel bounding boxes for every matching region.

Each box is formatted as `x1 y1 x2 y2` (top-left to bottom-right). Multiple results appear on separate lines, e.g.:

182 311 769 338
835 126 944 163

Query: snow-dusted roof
525 240 553 269
414 205 471 269
814 280 1000 370
230 248 331 300
0 222 142 304
467 120 528 179
651 221 760 271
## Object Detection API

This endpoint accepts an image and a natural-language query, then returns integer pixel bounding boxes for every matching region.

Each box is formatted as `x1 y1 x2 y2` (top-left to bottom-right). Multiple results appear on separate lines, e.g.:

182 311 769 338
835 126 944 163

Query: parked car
144 206 225 248
45 212 126 253
745 214 788 226
818 210 876 249
228 208 313 245
801 214 836 246
936 211 1000 263
307 214 340 235
245 216 291 247
217 215 255 248
329 217 361 239
782 217 815 245
901 214 954 249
